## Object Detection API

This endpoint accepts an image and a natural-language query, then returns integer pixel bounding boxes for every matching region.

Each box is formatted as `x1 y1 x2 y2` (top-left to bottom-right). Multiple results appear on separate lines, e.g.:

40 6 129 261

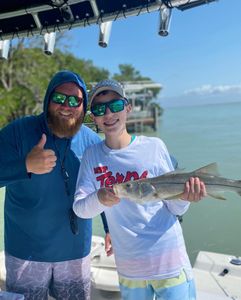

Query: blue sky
66 0 241 107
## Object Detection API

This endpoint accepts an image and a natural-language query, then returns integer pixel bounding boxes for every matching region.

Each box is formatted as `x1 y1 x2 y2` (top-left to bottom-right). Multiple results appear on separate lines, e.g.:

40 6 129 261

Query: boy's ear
90 113 96 122
126 104 132 114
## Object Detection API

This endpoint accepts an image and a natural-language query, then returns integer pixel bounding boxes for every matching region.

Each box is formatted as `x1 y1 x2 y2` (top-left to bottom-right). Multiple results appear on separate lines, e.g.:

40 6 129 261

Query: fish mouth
112 185 119 196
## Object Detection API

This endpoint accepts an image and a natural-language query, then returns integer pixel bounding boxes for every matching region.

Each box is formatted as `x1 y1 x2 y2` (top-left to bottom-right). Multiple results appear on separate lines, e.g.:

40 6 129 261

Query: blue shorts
119 271 196 300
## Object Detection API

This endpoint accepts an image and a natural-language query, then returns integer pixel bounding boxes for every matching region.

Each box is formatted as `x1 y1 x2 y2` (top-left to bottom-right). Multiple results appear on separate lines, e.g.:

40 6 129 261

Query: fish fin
194 163 220 176
237 189 241 197
164 193 184 200
162 168 186 175
207 192 227 200
176 167 186 172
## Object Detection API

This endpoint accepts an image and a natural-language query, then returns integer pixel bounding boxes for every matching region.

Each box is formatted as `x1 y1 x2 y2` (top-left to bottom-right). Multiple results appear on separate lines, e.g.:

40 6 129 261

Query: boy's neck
105 131 132 149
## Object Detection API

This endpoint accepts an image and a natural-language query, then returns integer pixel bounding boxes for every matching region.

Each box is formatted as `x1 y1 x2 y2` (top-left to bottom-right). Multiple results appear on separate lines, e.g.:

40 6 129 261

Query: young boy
73 79 206 300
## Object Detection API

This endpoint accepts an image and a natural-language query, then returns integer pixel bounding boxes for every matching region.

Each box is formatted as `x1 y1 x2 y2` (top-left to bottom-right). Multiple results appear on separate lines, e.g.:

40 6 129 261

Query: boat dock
126 106 160 132
124 81 162 132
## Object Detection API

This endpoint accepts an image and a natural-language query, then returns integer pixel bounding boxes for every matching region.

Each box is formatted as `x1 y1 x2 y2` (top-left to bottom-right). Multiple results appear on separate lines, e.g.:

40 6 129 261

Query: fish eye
126 182 131 188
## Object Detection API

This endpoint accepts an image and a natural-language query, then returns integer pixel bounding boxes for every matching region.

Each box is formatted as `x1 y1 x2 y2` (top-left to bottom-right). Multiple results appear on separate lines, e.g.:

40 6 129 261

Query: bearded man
0 70 102 300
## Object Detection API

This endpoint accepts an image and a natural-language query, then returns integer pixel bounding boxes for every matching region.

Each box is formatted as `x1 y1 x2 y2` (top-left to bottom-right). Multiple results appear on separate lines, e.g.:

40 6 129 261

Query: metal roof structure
0 0 217 40
0 0 217 58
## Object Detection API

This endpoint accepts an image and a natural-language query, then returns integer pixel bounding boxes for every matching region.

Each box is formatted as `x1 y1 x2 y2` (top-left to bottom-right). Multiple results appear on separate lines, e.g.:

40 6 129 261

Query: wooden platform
126 117 156 132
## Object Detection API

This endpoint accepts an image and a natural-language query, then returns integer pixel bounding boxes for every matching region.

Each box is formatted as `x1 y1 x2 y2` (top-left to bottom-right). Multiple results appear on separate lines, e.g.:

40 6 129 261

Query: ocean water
157 101 241 264
1 101 241 264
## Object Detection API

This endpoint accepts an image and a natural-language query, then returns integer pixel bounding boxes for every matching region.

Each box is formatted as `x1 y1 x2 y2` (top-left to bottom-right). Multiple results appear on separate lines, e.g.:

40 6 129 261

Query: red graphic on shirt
94 166 108 174
94 166 148 188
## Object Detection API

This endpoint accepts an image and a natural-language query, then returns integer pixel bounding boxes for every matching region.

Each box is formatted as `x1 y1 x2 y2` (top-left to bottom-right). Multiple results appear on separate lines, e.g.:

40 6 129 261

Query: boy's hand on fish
97 188 120 207
181 177 207 202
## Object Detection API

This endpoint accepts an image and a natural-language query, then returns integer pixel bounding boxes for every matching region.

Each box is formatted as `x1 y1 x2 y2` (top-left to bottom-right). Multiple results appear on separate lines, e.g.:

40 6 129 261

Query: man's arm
0 123 29 187
0 127 57 188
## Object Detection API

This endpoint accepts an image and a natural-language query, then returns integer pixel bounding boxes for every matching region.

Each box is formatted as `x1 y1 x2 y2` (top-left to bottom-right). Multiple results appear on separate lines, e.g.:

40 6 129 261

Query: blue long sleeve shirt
0 71 101 262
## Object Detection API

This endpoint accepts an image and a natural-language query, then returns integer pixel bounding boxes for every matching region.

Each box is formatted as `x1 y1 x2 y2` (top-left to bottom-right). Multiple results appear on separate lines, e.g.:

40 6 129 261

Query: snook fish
112 163 241 204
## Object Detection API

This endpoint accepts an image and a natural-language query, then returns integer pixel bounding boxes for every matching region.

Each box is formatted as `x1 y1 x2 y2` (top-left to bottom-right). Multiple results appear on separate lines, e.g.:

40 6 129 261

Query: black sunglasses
51 92 83 108
91 99 128 116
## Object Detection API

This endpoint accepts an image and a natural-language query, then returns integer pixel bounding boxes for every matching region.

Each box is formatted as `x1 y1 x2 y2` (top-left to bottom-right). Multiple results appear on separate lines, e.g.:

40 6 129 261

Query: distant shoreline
159 99 241 109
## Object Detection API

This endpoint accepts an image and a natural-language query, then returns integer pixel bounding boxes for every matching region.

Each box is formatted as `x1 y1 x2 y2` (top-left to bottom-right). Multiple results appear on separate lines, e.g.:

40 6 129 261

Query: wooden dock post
154 106 159 131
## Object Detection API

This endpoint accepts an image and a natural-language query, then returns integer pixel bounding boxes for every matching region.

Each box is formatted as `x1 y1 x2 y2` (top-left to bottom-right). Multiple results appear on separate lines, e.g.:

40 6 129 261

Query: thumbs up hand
26 134 57 174
36 133 47 149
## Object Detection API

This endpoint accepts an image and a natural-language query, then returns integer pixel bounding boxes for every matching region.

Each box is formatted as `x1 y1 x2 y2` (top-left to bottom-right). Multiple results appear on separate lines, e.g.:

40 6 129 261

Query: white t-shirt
74 135 192 280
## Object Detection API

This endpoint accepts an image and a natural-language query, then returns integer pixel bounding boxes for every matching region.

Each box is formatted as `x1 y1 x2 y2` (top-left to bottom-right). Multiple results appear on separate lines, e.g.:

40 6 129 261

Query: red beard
47 108 85 138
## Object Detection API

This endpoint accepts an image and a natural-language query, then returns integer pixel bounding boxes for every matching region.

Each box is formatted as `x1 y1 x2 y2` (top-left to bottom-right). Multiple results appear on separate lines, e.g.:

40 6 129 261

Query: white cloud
158 83 241 108
184 83 241 96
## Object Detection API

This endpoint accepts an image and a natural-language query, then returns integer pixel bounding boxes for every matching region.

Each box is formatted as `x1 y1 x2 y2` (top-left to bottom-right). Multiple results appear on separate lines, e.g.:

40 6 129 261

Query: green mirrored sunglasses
91 99 128 116
51 92 82 108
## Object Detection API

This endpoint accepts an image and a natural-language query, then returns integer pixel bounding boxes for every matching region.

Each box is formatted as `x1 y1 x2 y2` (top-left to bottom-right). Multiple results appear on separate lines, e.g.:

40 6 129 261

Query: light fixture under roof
98 21 112 48
158 6 172 37
44 32 56 55
0 39 10 60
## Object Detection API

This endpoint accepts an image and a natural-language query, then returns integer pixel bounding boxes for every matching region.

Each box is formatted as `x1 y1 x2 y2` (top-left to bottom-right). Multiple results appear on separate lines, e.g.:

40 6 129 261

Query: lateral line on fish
146 182 240 189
